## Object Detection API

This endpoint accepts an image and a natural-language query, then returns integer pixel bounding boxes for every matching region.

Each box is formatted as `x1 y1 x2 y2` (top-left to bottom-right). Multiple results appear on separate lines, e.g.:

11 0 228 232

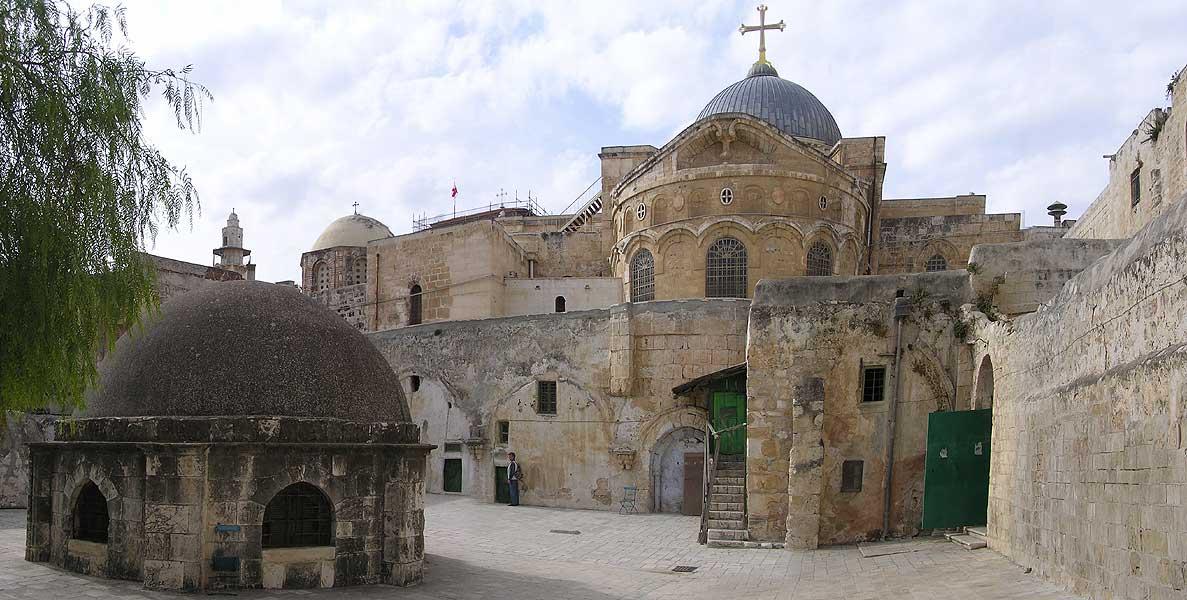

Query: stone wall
310 282 368 330
978 192 1187 599
967 238 1126 317
1068 65 1187 240
503 277 622 316
746 272 973 545
875 195 1023 274
0 412 54 508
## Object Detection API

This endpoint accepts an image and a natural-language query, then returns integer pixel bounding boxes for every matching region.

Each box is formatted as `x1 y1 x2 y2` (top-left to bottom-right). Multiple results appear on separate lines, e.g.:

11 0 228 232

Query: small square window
841 460 864 492
537 381 557 415
497 420 509 444
444 442 462 453
861 366 886 403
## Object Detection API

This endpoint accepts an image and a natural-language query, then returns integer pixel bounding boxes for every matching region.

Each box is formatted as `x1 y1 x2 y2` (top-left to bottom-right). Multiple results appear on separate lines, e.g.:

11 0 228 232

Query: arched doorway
650 427 706 514
72 481 109 544
975 355 994 410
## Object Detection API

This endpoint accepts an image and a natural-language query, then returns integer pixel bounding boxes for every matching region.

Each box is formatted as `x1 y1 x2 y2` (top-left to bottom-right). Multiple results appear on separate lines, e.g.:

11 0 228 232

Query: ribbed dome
311 214 393 251
85 281 410 422
698 63 841 146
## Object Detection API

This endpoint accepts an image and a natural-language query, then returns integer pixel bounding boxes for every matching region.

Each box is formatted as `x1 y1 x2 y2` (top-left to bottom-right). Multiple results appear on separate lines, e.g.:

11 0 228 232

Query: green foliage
1142 109 1168 144
965 261 981 275
952 318 971 341
0 1 209 412
1168 70 1181 100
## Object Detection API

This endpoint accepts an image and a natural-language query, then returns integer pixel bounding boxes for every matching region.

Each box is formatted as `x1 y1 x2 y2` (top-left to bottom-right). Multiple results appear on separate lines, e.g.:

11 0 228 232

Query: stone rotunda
24 281 431 591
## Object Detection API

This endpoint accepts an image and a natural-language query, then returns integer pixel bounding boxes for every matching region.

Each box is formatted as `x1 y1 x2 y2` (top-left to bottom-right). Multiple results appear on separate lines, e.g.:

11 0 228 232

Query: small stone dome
698 62 842 146
86 281 410 422
310 213 393 251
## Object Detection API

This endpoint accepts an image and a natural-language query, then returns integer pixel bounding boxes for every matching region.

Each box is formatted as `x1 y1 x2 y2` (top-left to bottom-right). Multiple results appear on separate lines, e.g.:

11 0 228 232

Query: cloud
124 0 1187 281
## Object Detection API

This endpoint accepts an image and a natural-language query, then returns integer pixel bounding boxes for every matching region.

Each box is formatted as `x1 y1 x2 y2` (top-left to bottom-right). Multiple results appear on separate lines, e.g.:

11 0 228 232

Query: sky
121 0 1187 283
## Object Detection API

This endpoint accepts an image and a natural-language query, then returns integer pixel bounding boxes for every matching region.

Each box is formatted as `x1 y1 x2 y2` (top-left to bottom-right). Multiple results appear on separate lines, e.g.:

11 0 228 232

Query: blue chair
620 486 639 514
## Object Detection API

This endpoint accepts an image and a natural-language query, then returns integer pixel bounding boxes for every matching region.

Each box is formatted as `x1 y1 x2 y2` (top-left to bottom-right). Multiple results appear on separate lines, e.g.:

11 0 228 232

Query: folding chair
619 485 639 514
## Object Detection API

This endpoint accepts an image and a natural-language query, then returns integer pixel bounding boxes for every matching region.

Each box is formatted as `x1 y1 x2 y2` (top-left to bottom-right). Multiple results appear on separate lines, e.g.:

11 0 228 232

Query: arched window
925 254 948 272
73 481 108 543
630 249 655 302
806 242 833 276
555 296 567 313
312 261 330 291
706 237 748 298
262 483 333 548
408 284 422 325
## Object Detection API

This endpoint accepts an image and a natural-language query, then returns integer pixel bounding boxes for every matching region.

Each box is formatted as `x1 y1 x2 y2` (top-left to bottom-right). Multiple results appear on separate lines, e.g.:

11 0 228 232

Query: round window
818 196 828 210
636 204 647 220
720 187 734 205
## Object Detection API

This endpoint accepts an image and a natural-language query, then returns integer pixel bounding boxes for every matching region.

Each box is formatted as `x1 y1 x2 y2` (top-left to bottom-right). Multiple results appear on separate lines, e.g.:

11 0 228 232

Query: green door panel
495 466 510 503
444 458 462 493
712 391 746 455
922 408 992 529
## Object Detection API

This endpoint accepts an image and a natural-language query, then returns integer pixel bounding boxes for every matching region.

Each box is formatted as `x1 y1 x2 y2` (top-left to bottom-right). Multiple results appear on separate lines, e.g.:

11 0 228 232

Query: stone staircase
946 525 988 550
706 455 747 548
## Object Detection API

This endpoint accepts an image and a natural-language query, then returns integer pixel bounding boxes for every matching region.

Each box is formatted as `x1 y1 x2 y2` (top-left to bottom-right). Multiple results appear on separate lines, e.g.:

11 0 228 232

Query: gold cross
739 4 785 65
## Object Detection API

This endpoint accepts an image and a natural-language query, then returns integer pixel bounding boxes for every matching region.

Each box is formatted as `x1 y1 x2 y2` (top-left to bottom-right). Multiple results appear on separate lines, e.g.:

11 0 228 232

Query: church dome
697 62 841 146
310 213 393 251
85 280 410 422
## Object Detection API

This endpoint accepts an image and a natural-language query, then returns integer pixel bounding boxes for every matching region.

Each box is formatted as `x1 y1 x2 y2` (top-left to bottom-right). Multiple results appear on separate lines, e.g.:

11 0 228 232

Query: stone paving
0 494 1085 599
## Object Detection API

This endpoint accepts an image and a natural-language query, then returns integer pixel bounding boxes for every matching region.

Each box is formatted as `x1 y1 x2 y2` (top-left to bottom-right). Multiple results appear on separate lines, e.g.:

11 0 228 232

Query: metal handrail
699 421 746 544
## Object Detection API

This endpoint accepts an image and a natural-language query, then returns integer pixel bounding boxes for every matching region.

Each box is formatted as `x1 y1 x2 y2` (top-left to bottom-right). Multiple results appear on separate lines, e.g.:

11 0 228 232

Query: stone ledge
52 416 422 444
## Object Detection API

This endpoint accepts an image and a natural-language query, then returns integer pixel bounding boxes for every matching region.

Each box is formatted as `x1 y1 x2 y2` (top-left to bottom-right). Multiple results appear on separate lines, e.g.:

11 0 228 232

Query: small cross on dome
352 201 360 215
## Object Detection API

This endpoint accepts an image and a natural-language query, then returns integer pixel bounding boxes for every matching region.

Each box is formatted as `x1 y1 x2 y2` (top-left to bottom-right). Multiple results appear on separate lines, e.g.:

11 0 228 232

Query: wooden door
711 391 746 455
494 466 510 503
443 458 462 493
682 453 704 516
922 409 992 529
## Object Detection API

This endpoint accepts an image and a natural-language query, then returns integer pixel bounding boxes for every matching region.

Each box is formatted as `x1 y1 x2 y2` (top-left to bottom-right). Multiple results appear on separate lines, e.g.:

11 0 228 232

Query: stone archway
975 355 995 410
649 426 706 514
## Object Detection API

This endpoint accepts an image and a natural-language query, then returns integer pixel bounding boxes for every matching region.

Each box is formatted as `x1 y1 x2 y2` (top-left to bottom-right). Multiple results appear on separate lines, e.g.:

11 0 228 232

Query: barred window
537 380 558 415
806 242 832 276
1130 168 1141 207
925 254 947 272
498 420 510 444
73 481 108 543
349 256 367 285
408 284 422 325
706 237 747 298
841 460 864 492
262 483 332 548
861 366 886 403
630 249 655 302
313 261 330 291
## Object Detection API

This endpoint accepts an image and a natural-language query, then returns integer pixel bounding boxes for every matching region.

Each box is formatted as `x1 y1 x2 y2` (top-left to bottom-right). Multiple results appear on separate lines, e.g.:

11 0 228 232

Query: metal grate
262 483 333 548
706 237 747 298
925 254 947 272
549 529 581 535
806 242 833 276
537 380 557 415
630 249 655 302
672 565 698 573
861 366 886 403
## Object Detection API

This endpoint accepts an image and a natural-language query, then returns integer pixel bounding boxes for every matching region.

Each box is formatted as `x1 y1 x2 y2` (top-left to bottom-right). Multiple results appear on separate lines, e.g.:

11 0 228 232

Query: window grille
313 261 330 291
537 380 557 415
498 420 510 444
706 237 747 298
262 483 332 548
630 250 655 302
841 460 864 492
806 242 833 276
73 481 108 543
350 256 367 285
1131 168 1141 207
819 196 828 210
720 187 733 205
408 284 423 325
861 366 886 403
924 254 947 272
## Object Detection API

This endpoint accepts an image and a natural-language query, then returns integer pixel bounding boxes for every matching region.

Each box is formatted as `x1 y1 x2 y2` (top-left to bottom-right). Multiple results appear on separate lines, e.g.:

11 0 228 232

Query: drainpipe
882 295 911 540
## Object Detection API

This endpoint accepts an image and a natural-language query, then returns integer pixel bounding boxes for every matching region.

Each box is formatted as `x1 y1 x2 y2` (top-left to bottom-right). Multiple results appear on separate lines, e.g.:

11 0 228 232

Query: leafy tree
0 0 210 413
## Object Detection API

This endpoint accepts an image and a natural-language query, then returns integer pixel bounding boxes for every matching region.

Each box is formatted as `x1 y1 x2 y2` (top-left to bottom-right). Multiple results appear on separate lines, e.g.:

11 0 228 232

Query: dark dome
698 62 841 146
86 280 410 422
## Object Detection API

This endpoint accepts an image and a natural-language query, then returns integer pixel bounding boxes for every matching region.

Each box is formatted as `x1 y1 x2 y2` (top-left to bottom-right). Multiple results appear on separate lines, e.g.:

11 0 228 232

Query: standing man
507 451 521 506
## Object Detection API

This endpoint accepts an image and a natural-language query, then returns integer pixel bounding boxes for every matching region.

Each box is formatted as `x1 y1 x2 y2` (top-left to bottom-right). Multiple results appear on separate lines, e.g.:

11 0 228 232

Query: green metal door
922 408 992 529
444 458 462 493
495 466 510 503
711 391 746 455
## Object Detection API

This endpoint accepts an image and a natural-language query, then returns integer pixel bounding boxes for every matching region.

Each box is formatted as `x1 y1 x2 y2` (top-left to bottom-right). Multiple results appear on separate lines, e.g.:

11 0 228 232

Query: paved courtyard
0 494 1083 599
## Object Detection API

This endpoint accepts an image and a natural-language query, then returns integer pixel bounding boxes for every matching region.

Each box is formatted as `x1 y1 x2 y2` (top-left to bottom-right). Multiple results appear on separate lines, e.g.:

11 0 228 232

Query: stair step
708 519 745 530
965 526 987 540
709 493 743 504
709 502 743 512
708 510 743 521
707 540 746 548
713 477 744 486
945 533 987 550
711 485 745 495
707 528 748 541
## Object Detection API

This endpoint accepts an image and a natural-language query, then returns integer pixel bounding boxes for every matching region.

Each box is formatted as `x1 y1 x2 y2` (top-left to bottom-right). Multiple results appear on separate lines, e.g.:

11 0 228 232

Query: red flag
451 183 458 198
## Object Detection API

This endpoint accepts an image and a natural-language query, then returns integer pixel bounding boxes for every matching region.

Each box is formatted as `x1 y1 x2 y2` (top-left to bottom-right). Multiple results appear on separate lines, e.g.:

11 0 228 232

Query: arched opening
806 241 833 276
312 261 330 291
262 483 333 548
555 296 566 313
72 481 108 544
346 256 367 285
630 249 655 302
975 355 995 410
408 284 423 325
706 237 747 298
649 427 706 514
925 254 948 272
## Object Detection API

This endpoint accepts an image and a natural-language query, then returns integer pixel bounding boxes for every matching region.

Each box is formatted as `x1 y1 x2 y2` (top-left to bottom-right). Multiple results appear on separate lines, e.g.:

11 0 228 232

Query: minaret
213 210 256 280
